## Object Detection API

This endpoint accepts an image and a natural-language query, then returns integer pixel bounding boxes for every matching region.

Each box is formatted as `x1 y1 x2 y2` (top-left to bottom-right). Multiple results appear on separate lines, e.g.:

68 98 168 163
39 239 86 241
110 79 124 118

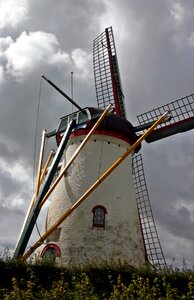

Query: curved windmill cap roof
57 107 141 152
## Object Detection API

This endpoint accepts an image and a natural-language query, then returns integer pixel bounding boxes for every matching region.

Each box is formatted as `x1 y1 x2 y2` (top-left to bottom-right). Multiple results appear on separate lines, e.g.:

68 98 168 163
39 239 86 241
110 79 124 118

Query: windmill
14 27 194 269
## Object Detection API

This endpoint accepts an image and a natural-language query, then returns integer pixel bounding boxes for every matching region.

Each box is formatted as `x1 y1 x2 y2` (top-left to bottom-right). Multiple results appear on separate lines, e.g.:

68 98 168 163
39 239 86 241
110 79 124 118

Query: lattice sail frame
93 27 126 118
137 94 194 131
132 154 167 268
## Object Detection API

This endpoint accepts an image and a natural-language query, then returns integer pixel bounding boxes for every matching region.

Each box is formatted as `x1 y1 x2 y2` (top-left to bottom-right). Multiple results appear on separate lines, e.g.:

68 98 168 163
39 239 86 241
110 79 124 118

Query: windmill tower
14 27 194 269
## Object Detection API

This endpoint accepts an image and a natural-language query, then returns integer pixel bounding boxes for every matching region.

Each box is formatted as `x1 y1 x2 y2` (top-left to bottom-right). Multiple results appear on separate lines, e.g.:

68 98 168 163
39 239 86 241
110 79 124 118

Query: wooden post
15 150 55 252
39 150 55 187
30 150 55 213
14 120 76 257
35 129 47 198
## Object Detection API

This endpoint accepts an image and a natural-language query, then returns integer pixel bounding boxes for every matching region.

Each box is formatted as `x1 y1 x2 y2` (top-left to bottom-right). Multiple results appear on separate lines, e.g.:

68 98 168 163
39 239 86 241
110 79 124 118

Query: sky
0 0 194 267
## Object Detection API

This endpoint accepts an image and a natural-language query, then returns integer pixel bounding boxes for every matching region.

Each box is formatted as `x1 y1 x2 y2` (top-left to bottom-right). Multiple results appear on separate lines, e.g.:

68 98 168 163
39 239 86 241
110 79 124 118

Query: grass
0 251 194 299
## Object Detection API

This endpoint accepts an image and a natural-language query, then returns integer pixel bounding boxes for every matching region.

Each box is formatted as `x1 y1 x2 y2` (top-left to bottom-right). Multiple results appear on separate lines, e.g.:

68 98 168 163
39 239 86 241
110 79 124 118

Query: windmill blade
93 27 126 118
136 93 194 143
132 154 167 268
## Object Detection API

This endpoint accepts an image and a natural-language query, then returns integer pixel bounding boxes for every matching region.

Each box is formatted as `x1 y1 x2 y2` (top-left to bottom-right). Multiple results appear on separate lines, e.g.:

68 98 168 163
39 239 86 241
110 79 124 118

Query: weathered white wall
40 133 146 266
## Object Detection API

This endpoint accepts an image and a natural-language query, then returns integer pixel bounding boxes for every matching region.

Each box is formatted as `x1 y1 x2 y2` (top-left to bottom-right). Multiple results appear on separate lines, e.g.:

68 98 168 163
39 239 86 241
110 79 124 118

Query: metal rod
35 129 47 198
22 111 168 260
41 74 86 114
14 120 76 257
38 104 112 209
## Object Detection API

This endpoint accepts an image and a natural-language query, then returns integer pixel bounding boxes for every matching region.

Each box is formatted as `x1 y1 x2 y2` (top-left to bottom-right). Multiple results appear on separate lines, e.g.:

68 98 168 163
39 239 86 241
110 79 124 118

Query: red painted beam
146 116 194 143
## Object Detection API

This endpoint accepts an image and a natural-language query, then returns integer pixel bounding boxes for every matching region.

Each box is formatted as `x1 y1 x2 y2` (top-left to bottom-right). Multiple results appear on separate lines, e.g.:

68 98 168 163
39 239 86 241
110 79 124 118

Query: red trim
92 223 105 228
41 243 61 257
152 116 194 133
58 128 134 146
92 205 107 214
147 116 194 142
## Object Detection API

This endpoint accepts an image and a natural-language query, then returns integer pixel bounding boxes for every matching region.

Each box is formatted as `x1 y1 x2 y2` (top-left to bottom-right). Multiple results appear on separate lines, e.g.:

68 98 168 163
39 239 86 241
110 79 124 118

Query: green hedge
0 257 194 299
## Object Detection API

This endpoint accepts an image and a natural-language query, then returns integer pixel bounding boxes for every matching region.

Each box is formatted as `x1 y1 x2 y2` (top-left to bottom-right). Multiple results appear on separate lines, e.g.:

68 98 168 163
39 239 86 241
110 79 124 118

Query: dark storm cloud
106 0 194 121
6 0 106 51
105 0 194 264
141 132 194 259
0 204 27 251
0 33 94 166
0 168 21 198
0 142 20 163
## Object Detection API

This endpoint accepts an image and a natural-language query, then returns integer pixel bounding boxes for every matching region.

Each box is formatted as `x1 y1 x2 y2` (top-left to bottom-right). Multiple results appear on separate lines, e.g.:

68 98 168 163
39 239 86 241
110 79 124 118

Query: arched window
41 243 61 261
92 205 107 228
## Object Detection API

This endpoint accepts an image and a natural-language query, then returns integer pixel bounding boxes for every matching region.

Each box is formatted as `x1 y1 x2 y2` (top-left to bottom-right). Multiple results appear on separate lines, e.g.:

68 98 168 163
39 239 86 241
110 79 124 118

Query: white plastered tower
39 117 146 266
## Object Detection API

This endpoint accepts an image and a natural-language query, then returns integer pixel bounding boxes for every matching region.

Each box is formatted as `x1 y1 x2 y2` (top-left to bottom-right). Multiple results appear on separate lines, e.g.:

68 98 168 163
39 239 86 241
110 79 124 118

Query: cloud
170 2 185 26
0 204 25 250
0 0 28 30
71 48 92 78
0 66 4 82
0 0 102 255
0 31 72 80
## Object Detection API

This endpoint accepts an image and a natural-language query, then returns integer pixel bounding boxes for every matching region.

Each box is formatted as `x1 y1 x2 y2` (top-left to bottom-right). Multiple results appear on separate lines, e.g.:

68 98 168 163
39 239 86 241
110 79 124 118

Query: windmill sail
132 154 167 268
93 27 126 118
136 93 194 143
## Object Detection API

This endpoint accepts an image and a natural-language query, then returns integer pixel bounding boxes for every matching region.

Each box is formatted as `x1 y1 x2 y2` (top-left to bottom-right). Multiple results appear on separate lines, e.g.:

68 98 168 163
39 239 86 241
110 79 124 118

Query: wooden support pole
14 120 76 257
38 103 112 209
30 150 55 213
15 150 55 250
35 129 47 198
22 112 168 260
39 150 55 186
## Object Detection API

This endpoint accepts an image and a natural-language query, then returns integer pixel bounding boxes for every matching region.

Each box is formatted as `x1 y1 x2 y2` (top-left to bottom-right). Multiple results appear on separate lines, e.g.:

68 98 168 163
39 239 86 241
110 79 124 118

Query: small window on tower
92 205 107 228
41 243 61 261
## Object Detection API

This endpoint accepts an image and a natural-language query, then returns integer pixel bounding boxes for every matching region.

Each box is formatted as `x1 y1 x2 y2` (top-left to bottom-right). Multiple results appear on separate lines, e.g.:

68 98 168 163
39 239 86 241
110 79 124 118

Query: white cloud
0 0 28 29
170 2 185 26
50 49 70 65
169 2 194 49
0 157 31 184
0 31 72 79
0 31 92 80
0 36 13 51
71 48 91 78
0 65 4 82
99 1 132 45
